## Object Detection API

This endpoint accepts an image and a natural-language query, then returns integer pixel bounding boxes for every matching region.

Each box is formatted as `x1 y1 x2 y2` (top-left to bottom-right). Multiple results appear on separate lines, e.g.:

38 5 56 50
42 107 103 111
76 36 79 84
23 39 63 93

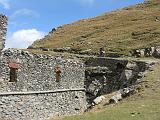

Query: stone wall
85 57 155 103
0 49 86 120
0 49 84 92
0 91 86 120
0 14 8 52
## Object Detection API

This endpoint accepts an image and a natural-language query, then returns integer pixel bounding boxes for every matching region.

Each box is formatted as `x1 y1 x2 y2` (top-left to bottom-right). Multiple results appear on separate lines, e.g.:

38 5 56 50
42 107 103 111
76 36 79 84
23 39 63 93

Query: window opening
8 62 21 82
9 68 17 82
55 66 62 82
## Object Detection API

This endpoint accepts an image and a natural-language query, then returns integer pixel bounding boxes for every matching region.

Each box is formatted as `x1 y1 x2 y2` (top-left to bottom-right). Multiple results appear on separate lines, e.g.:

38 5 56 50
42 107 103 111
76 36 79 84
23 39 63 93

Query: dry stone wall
0 49 86 120
0 14 7 52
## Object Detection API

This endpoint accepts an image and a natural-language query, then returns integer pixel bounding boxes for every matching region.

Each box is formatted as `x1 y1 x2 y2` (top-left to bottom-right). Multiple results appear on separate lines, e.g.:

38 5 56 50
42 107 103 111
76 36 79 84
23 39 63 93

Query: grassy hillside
51 62 160 120
30 0 160 56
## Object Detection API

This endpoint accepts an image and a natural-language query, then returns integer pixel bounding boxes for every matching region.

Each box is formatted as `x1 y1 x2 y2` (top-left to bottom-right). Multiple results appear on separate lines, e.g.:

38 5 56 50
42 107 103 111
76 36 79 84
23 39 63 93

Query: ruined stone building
0 14 86 120
0 13 156 120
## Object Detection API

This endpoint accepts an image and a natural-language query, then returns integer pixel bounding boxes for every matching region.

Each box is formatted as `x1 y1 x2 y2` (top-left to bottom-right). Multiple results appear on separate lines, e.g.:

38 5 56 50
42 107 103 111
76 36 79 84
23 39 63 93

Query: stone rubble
92 96 105 105
109 86 135 104
133 45 160 58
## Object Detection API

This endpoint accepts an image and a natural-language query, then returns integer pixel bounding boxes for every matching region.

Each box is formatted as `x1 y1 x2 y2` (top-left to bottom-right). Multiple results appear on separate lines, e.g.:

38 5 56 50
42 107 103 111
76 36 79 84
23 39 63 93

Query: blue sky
0 0 144 49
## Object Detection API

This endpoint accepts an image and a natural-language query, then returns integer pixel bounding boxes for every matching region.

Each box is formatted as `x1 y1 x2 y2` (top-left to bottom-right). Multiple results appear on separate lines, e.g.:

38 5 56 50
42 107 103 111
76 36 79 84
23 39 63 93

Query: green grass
30 0 160 57
51 63 160 120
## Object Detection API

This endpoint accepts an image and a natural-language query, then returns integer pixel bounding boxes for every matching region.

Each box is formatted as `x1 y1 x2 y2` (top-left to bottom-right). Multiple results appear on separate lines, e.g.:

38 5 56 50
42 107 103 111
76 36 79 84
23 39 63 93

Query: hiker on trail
99 47 105 57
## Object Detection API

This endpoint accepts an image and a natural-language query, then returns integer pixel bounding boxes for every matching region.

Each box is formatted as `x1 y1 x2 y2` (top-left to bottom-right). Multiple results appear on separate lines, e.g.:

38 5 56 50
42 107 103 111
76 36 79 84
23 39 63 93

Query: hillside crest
29 0 160 57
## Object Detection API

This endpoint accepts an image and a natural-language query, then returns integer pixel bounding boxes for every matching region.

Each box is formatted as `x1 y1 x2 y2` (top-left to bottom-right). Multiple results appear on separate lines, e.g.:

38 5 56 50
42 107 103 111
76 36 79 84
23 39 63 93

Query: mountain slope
30 0 160 56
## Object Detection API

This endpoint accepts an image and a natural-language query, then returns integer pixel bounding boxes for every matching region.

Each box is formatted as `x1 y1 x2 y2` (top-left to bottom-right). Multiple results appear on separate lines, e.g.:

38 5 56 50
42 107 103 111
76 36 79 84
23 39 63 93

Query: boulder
109 91 122 104
92 96 105 105
119 61 139 87
150 47 155 55
120 86 135 98
87 79 102 96
153 46 160 58
155 16 160 21
120 62 139 81
140 49 145 57
109 86 135 104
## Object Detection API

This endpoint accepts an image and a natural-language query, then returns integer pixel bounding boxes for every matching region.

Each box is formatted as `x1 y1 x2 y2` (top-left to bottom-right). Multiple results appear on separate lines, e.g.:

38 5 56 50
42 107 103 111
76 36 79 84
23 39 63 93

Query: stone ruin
0 14 8 53
0 14 157 120
0 49 87 120
0 14 86 120
84 57 155 106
